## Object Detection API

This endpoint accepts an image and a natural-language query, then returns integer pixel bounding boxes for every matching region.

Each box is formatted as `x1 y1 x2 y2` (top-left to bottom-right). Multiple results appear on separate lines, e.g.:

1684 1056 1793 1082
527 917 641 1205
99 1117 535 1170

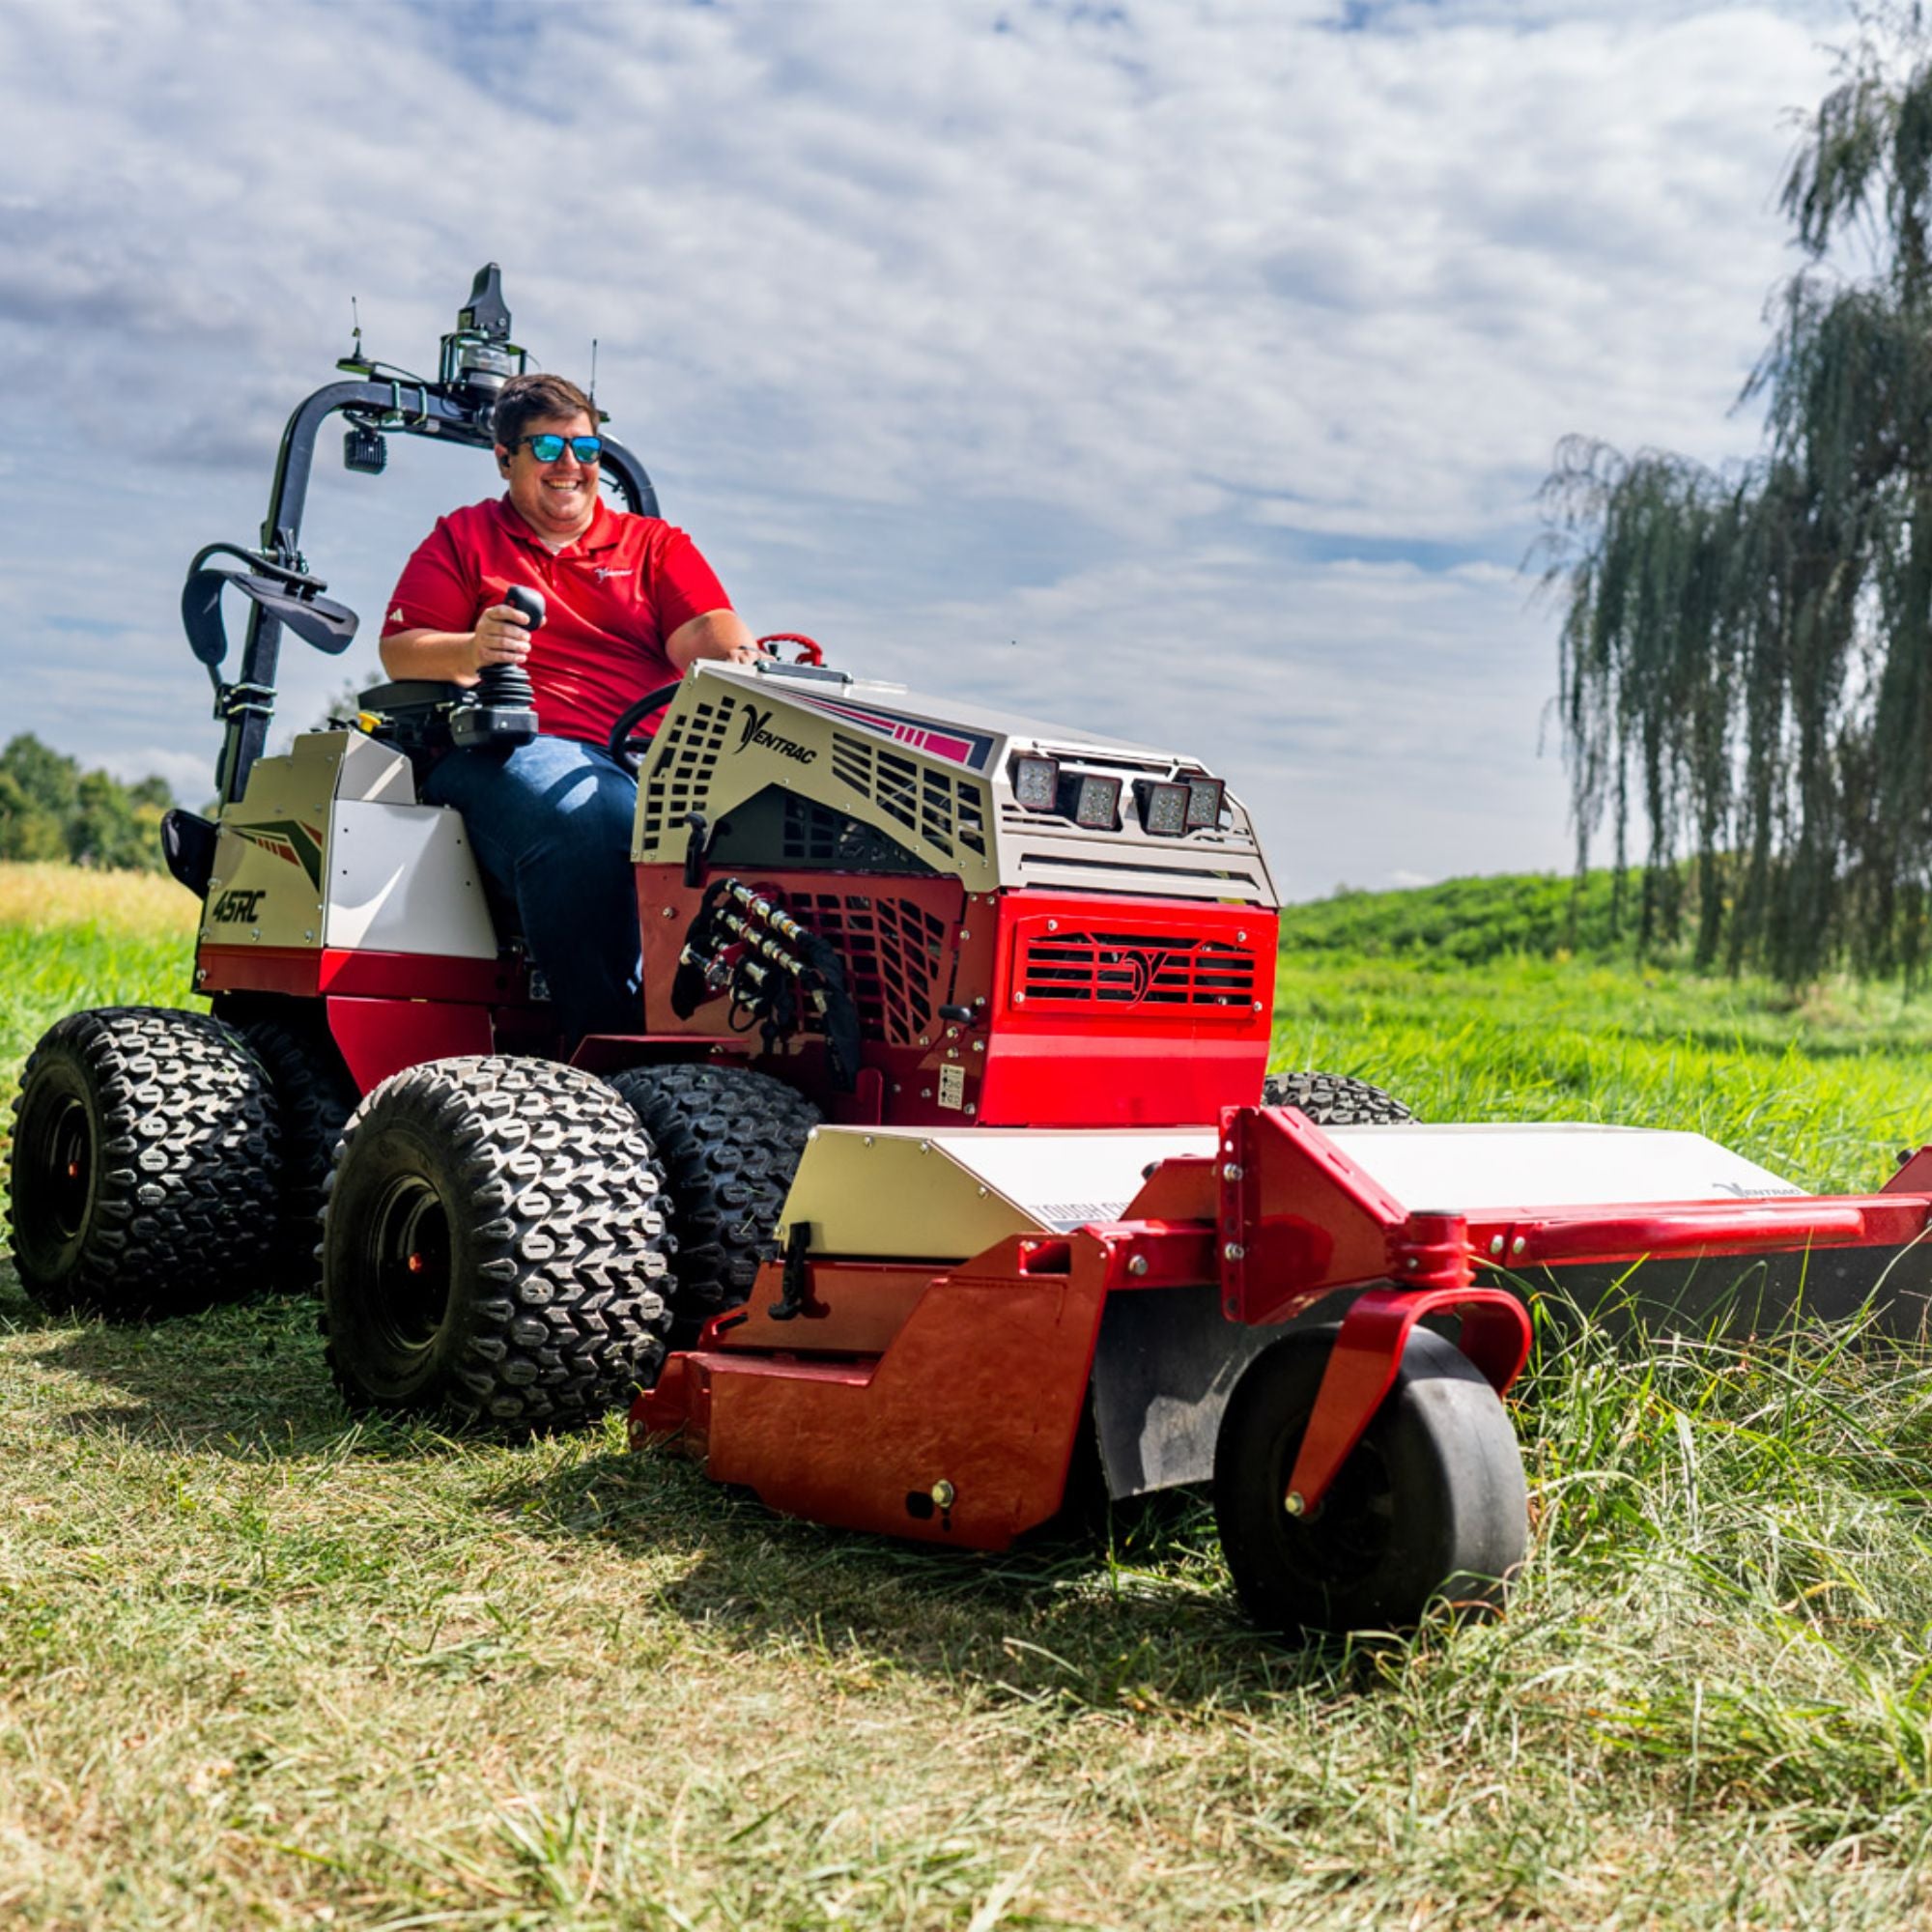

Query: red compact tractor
14 270 1932 1636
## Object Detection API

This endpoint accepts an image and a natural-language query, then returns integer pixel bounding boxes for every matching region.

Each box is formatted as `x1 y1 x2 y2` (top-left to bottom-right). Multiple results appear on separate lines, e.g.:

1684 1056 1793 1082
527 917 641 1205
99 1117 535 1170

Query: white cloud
0 0 1846 892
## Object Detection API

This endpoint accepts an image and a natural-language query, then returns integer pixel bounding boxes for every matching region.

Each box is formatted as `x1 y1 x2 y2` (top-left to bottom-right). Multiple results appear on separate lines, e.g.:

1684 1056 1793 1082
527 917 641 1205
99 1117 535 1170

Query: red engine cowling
636 862 1275 1129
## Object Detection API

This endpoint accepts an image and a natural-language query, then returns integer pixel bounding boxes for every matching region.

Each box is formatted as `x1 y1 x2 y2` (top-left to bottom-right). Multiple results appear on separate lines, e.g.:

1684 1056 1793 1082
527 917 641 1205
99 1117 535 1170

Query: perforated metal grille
1018 931 1260 1011
793 891 951 1043
781 795 932 873
831 732 987 861
639 695 735 853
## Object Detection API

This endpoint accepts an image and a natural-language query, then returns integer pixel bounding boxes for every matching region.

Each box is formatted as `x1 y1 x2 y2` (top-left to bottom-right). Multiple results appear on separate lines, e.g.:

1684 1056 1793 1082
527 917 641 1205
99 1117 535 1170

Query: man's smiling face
498 409 600 544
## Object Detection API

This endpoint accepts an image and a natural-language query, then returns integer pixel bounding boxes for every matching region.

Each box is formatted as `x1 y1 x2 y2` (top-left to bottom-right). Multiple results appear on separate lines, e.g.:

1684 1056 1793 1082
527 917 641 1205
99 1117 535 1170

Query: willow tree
1545 13 1932 980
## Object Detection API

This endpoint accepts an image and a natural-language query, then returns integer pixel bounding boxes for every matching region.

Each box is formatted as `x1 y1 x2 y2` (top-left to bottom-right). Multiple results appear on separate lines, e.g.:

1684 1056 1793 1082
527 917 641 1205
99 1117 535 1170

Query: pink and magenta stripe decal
805 698 995 770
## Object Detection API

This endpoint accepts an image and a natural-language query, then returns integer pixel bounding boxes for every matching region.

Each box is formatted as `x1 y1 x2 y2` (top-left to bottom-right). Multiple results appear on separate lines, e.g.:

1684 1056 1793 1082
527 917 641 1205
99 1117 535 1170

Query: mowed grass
11 864 1932 1923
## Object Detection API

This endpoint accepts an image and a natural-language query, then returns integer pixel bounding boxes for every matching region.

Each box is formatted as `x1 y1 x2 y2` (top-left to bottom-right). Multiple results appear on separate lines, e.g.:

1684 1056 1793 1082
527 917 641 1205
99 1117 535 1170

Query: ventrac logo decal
1107 948 1170 1002
210 888 267 925
734 705 817 765
234 820 325 889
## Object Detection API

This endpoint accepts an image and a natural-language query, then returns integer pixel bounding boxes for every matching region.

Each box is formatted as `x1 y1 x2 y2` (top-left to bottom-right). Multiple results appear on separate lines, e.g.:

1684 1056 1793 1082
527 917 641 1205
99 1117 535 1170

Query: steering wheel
758 633 824 666
606 680 687 772
605 635 829 771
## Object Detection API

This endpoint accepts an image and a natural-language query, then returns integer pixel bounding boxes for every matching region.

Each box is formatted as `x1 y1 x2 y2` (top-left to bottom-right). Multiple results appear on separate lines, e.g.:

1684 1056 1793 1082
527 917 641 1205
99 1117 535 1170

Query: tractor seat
357 677 463 722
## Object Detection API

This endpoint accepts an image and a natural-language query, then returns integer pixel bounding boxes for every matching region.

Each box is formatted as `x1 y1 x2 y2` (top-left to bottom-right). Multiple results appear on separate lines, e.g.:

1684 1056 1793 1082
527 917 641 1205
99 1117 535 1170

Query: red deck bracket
1285 1282 1533 1516
1217 1104 1469 1326
1210 1104 1533 1514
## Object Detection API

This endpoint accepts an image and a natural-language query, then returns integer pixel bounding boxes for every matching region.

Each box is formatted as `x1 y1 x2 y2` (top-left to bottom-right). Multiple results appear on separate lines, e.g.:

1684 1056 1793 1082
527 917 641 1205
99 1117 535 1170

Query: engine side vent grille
1019 930 1260 1012
794 892 951 1043
831 731 987 861
639 695 735 853
781 795 936 874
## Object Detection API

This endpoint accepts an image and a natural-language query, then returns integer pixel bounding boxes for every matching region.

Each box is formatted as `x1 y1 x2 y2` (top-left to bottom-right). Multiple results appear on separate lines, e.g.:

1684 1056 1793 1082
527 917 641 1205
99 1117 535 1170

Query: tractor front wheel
1213 1326 1525 1637
7 1007 280 1320
320 1057 672 1432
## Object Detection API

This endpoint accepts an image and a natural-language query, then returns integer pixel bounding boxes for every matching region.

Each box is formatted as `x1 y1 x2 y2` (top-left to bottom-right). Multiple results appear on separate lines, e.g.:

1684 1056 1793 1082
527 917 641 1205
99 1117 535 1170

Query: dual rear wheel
6 1015 811 1435
7 1007 281 1320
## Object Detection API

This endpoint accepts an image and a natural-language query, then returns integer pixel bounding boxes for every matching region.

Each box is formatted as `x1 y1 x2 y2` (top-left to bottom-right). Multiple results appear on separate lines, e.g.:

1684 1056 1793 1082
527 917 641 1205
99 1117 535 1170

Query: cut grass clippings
6 865 1932 1923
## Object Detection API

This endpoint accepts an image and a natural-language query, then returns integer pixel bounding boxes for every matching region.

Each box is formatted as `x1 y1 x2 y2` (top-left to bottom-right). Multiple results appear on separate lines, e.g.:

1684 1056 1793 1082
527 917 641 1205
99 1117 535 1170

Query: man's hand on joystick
476 586 544 709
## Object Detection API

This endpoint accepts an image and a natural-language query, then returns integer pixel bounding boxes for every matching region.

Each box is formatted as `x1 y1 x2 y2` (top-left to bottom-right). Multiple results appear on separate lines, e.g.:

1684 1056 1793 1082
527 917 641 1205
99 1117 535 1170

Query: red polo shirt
382 496 732 747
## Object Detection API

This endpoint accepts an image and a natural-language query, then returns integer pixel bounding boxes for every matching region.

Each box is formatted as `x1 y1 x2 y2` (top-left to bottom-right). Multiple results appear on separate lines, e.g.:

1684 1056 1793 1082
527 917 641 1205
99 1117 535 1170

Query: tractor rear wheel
230 1009 357 1294
7 1007 280 1320
320 1057 671 1432
1213 1326 1524 1637
609 1064 821 1343
1263 1070 1415 1124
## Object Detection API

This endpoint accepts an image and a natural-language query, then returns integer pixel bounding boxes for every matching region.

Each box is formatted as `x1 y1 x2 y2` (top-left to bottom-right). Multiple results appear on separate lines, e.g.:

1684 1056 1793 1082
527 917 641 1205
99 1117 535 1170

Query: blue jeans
424 736 641 1043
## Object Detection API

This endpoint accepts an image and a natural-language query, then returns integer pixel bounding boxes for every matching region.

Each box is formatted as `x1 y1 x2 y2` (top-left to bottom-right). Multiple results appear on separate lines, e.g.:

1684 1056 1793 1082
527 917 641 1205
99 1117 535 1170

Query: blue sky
0 0 1841 898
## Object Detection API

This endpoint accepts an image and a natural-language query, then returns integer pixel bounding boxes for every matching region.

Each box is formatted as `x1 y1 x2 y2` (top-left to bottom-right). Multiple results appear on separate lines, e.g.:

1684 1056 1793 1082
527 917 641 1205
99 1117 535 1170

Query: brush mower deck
631 1104 1932 1633
12 266 1927 1638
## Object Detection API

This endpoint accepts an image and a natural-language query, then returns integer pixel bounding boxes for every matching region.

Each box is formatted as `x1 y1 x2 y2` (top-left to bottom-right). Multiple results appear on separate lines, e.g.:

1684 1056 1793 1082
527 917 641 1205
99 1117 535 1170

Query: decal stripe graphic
801 698 995 771
236 820 326 891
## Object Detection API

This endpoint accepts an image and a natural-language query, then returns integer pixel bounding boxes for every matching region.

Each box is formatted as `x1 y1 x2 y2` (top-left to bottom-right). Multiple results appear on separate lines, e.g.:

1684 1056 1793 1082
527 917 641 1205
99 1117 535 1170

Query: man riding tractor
382 371 760 1048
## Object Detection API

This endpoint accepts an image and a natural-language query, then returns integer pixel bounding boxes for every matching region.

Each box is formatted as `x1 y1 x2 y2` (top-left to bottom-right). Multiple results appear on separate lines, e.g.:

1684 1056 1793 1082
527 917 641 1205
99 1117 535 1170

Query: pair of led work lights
1009 754 1226 838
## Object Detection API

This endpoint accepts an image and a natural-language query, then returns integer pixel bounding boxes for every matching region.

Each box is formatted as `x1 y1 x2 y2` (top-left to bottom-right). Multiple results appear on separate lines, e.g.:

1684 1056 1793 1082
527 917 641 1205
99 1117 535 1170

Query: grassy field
10 866 1932 1925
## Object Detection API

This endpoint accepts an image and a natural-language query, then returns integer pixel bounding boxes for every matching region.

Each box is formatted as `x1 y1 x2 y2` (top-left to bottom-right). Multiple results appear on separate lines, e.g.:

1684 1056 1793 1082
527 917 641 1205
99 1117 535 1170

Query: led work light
1184 776 1226 830
1065 772 1122 831
1010 753 1061 811
1134 779 1190 837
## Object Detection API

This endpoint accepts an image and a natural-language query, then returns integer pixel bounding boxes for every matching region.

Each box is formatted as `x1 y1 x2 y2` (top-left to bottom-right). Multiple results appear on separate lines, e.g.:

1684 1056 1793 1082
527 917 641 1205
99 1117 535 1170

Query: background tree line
1544 6 1932 982
0 735 171 873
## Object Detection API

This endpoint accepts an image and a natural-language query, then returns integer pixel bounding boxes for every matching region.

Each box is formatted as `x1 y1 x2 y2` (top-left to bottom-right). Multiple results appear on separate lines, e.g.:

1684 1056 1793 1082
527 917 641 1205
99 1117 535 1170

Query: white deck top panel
902 1121 1806 1232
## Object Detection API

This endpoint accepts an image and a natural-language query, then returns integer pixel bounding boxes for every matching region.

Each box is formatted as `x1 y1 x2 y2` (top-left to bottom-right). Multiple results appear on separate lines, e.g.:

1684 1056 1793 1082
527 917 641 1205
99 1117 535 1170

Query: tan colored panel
207 730 489 955
778 1128 1040 1263
636 668 1002 895
327 731 417 804
201 822 327 949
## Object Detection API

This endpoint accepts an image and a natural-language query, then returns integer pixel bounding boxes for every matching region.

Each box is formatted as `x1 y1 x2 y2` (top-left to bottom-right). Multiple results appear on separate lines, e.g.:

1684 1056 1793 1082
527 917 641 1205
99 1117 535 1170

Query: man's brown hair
493 373 600 455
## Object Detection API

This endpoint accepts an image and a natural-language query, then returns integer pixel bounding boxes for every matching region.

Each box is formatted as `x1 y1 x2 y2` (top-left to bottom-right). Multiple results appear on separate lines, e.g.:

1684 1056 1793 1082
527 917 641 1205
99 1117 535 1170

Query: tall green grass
1274 952 1932 1193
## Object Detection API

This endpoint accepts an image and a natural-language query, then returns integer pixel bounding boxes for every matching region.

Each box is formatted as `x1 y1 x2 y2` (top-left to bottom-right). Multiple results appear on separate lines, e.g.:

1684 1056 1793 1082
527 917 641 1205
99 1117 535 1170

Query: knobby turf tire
232 1010 357 1295
7 1006 281 1321
1263 1070 1415 1125
320 1057 672 1433
608 1064 821 1342
1213 1326 1526 1638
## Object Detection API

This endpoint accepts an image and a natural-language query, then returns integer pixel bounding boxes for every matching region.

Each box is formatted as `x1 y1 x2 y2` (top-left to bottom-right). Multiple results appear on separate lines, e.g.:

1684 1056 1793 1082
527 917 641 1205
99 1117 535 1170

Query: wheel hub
42 1096 95 1241
1280 1434 1394 1583
363 1175 453 1358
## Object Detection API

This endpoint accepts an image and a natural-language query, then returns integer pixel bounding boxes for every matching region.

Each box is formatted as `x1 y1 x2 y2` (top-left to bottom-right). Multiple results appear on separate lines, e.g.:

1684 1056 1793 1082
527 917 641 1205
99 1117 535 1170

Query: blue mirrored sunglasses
518 433 604 464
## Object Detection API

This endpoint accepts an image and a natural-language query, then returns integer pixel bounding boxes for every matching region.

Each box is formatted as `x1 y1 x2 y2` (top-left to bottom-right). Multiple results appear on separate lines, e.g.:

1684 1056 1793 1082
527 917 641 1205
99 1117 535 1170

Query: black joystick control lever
451 583 543 752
